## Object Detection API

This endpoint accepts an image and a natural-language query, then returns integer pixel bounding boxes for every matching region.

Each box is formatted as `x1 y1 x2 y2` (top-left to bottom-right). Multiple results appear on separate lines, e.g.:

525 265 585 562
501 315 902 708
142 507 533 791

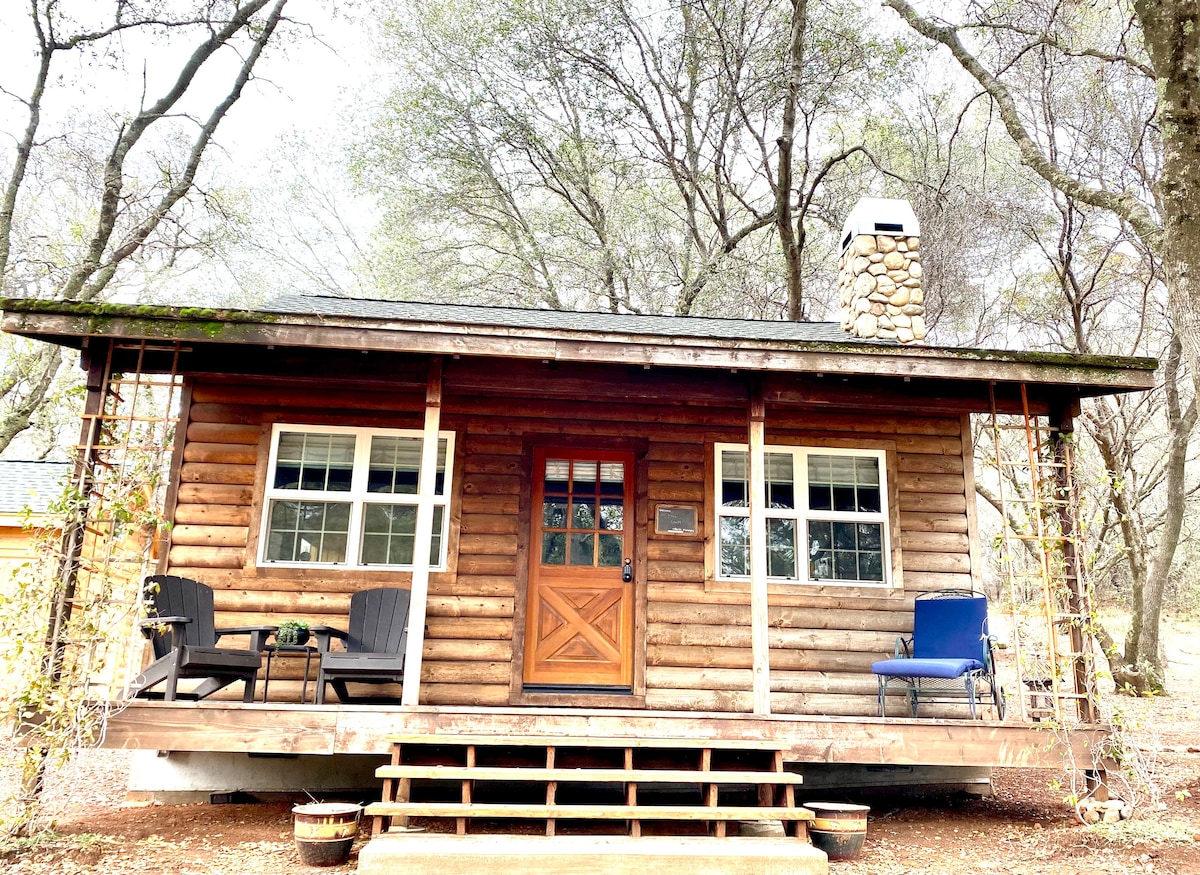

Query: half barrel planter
805 802 870 861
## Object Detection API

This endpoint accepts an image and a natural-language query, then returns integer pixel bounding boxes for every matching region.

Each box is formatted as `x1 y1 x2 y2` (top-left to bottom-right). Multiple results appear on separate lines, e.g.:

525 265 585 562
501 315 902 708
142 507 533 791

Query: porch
101 702 1102 769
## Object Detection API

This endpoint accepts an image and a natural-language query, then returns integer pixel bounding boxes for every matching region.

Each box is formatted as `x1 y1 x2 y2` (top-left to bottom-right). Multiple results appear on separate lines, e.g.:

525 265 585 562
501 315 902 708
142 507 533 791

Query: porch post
400 356 443 708
748 384 771 715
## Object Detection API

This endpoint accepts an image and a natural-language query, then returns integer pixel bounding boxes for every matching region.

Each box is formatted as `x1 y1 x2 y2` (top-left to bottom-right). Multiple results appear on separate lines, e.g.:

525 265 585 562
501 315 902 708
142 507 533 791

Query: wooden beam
402 357 443 707
747 383 770 716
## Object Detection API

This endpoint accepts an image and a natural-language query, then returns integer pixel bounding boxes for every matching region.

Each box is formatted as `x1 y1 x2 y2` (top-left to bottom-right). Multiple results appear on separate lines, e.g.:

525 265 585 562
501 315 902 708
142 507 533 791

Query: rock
912 314 925 338
868 262 888 275
868 291 890 303
855 313 878 336
909 261 923 278
902 303 924 316
889 288 911 307
870 302 885 316
1101 800 1124 811
883 251 906 270
893 314 912 328
888 269 909 282
869 252 885 262
903 278 922 288
841 288 852 306
897 326 915 343
877 328 898 340
1121 805 1134 820
876 235 897 253
1084 808 1101 824
897 241 908 252
911 288 924 304
854 273 876 295
907 251 921 261
878 315 894 330
853 234 877 256
853 256 871 273
855 296 871 314
907 236 920 250
875 275 897 293
1103 808 1122 823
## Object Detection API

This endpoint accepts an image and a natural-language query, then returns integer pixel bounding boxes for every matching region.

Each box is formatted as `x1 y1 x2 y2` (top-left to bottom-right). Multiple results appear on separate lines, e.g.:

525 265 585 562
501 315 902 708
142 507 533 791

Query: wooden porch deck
100 702 1106 770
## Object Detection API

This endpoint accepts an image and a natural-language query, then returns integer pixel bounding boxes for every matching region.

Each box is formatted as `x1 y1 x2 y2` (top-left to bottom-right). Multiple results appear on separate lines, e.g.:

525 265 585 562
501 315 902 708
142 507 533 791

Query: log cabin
0 201 1158 870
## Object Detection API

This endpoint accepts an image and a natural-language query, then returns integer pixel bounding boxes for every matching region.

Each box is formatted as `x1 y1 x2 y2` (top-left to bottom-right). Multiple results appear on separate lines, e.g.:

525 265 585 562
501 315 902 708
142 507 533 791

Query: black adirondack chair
314 587 410 705
128 575 266 702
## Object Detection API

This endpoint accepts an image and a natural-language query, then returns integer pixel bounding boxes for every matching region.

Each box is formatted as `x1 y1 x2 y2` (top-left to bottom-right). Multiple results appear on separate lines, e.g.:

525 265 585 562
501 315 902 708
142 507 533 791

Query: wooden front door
523 448 635 689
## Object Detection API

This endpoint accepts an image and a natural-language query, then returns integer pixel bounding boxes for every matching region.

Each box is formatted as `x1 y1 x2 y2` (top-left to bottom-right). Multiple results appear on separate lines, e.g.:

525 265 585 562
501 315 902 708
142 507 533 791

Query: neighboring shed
0 460 69 572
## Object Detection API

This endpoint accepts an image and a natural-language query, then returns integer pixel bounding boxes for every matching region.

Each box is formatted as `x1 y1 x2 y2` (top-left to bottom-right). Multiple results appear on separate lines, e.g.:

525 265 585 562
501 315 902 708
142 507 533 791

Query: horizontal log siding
165 369 973 715
642 412 970 717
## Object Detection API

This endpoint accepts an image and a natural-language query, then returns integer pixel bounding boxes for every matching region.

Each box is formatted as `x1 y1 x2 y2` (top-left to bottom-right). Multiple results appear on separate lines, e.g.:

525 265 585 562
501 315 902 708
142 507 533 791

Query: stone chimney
837 198 925 344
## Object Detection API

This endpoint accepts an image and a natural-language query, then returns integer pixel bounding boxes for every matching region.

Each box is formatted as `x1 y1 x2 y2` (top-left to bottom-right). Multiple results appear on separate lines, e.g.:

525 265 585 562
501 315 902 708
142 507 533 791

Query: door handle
622 558 633 583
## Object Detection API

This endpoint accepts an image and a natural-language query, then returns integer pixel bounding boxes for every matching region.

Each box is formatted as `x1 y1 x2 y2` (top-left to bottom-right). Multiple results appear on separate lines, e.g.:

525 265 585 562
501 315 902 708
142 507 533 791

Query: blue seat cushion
871 657 984 679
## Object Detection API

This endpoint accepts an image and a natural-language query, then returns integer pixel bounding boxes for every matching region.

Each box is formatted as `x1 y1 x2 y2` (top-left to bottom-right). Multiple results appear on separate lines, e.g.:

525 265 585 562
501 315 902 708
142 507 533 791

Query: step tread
385 735 788 751
365 802 814 821
376 766 804 784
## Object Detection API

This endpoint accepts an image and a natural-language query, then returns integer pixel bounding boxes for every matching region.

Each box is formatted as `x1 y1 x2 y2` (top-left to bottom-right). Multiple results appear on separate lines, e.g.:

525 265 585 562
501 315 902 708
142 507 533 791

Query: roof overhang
1 300 1158 397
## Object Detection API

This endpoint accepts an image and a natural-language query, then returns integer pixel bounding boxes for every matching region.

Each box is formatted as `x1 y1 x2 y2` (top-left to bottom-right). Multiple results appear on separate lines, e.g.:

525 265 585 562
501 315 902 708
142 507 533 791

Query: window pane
807 520 833 580
721 450 748 507
361 504 417 565
767 518 796 578
572 500 596 529
569 533 595 566
859 523 882 550
835 550 858 579
544 460 570 495
807 519 884 583
543 499 567 528
859 549 884 581
572 461 598 495
599 534 622 567
765 453 795 509
808 454 881 514
720 516 749 576
833 521 856 551
599 463 624 496
598 498 623 531
266 500 351 563
275 432 356 492
542 532 566 565
368 436 421 494
430 506 445 565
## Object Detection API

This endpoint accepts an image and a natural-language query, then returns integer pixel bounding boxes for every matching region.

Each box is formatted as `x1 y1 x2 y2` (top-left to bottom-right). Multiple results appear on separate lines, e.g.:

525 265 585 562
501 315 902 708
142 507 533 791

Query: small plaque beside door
655 504 698 536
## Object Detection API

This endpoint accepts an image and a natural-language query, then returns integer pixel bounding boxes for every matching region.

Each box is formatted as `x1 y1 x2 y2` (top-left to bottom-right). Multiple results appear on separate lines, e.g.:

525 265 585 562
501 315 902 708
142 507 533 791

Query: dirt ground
2 619 1198 874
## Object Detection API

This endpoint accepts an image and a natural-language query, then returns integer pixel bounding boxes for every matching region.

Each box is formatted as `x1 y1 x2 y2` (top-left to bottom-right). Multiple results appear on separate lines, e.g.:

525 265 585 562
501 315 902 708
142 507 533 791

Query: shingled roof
260 295 877 345
0 461 69 515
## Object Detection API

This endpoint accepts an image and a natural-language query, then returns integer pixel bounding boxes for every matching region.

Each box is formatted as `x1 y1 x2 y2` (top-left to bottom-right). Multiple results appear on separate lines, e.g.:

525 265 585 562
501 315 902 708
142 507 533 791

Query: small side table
262 644 318 703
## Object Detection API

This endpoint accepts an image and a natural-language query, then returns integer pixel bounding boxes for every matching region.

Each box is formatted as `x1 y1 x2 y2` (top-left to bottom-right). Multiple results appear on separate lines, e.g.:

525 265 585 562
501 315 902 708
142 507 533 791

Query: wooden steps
357 833 829 875
369 733 813 841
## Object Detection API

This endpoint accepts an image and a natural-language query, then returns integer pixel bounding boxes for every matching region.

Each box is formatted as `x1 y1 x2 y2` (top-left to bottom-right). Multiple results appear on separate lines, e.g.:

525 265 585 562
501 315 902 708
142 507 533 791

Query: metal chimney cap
840 198 920 253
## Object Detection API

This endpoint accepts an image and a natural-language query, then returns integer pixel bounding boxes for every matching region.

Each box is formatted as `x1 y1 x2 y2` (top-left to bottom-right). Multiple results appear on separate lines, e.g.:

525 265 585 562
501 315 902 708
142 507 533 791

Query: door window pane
599 463 625 496
599 534 623 567
572 461 598 495
542 532 566 565
598 498 624 531
543 499 567 528
544 460 570 495
569 533 595 565
572 500 596 529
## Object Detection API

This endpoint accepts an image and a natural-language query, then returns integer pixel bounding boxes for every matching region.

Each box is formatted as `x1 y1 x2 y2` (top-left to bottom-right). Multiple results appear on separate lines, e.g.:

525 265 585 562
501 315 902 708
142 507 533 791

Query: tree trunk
777 0 807 321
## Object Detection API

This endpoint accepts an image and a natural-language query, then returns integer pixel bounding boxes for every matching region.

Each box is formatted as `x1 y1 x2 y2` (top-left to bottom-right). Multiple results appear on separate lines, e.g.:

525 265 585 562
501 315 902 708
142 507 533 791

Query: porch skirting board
356 833 829 875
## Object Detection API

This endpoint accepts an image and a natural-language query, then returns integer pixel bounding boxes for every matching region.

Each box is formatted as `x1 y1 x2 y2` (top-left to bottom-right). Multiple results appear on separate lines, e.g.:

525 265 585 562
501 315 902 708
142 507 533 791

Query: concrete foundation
125 751 385 804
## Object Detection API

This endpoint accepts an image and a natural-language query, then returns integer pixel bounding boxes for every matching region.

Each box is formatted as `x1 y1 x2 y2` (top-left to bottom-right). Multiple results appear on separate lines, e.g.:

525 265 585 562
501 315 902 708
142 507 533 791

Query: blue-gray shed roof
0 461 69 514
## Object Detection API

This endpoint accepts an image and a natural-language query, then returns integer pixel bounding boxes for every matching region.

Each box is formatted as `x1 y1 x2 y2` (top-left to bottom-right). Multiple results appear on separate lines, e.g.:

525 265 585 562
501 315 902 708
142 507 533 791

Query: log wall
162 359 975 714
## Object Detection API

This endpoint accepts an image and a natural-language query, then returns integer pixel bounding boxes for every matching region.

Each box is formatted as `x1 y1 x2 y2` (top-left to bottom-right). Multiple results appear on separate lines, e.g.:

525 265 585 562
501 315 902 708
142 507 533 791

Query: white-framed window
258 424 453 570
714 443 890 586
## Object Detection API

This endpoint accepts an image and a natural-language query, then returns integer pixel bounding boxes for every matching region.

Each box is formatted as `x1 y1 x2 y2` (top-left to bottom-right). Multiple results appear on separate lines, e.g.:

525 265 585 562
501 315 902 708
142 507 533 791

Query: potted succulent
274 619 310 646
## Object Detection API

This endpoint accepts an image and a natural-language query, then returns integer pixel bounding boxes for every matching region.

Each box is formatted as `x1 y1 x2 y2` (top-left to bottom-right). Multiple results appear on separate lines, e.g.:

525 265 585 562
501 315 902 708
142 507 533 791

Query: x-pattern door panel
524 448 634 688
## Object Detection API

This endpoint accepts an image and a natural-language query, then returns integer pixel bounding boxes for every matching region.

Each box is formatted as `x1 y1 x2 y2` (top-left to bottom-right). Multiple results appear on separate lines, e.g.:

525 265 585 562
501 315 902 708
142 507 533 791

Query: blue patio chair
871 590 1005 719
